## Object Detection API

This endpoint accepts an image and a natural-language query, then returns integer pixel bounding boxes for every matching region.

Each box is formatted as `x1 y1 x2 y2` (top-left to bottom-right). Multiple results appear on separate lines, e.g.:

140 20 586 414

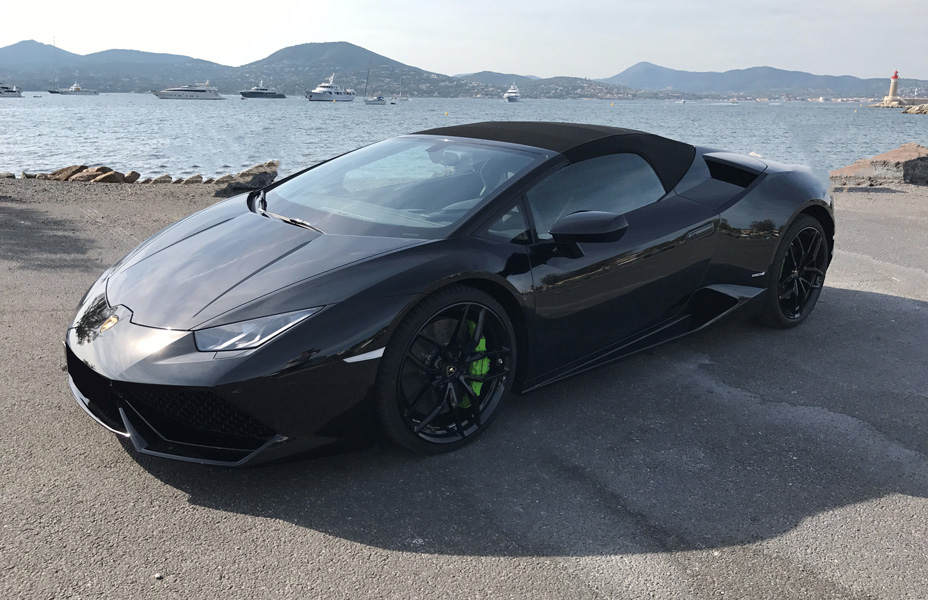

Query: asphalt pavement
1 180 926 599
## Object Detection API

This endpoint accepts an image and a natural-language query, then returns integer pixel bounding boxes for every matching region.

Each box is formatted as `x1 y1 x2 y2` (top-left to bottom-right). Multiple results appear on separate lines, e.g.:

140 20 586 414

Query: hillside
454 72 541 87
599 62 926 97
0 40 668 99
0 40 504 97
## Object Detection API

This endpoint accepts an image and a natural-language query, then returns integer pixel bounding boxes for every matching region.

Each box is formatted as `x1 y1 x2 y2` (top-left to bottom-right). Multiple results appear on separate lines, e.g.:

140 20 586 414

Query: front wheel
376 285 516 453
759 215 829 328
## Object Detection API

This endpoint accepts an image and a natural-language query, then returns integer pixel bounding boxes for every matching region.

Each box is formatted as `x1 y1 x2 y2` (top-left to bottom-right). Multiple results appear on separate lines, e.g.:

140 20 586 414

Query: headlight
193 307 322 352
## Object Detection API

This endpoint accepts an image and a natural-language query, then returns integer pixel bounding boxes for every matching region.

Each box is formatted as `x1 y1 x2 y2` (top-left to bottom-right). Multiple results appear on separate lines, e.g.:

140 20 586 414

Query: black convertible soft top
416 121 697 193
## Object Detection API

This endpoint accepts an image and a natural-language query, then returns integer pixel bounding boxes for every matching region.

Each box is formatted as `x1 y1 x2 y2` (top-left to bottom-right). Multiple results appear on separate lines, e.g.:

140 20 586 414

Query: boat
305 74 355 102
503 83 521 102
395 76 410 101
152 82 224 100
0 83 23 98
362 61 386 105
239 81 285 99
58 82 99 95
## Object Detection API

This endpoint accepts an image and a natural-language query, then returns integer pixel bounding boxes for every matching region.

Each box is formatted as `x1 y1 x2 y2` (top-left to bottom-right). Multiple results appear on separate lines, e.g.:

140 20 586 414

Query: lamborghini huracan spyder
66 122 834 465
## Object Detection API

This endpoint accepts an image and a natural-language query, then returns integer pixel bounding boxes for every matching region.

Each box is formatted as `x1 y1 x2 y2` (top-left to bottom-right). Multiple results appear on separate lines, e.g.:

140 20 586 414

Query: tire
375 285 516 453
759 215 829 328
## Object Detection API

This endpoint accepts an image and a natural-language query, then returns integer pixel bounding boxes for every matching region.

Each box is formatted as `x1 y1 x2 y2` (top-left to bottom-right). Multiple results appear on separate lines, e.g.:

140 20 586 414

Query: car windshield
264 136 544 238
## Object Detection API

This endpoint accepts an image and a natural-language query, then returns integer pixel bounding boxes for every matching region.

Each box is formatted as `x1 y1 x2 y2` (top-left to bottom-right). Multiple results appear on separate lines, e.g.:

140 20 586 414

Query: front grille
66 346 124 431
116 385 276 441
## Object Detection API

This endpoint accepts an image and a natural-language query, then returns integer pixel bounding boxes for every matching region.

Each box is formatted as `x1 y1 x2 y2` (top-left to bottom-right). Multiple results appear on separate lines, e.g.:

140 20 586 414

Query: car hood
106 202 425 330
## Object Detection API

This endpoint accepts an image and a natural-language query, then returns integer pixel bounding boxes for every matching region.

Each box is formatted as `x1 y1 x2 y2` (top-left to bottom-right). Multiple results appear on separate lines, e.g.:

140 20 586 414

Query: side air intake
705 157 759 188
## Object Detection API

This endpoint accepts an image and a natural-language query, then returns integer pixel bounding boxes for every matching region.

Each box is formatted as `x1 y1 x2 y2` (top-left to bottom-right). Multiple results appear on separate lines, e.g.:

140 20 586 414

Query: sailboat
48 39 61 93
390 75 410 104
363 60 387 105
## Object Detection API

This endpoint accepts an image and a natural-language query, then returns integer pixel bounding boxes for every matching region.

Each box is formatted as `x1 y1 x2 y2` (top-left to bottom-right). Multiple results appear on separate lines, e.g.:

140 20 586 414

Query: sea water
1 93 926 180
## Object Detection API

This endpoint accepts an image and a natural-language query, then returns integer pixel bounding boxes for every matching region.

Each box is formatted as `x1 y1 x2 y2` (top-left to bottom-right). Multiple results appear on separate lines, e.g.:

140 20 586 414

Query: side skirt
521 284 765 393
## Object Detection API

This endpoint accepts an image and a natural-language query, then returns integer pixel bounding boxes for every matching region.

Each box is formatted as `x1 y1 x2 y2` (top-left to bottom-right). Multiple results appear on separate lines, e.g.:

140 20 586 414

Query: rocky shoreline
0 160 280 197
830 143 928 187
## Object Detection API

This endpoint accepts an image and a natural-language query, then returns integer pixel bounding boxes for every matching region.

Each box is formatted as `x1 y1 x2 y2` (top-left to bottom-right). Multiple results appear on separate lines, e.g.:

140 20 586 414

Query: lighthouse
885 70 900 103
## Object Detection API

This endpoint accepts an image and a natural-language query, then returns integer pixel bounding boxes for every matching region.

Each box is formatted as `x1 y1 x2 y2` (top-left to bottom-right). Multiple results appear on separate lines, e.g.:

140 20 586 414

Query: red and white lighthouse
887 70 900 101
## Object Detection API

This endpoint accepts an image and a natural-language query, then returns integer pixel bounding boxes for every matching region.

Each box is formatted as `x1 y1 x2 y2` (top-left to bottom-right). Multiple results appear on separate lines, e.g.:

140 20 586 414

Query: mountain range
598 62 925 97
0 39 921 98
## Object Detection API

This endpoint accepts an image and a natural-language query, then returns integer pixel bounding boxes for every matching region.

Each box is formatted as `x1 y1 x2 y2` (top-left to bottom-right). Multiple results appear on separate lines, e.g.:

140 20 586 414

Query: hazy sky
2 0 926 79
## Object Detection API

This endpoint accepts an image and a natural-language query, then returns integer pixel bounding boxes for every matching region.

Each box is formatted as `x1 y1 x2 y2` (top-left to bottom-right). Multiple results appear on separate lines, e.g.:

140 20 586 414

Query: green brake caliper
461 320 489 410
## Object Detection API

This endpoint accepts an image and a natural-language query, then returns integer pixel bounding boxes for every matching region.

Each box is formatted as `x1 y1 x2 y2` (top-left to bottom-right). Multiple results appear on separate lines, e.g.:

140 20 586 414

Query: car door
525 153 718 379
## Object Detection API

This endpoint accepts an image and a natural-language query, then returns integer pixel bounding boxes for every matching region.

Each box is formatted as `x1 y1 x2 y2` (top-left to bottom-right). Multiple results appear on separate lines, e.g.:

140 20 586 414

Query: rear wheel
759 215 828 328
376 285 516 453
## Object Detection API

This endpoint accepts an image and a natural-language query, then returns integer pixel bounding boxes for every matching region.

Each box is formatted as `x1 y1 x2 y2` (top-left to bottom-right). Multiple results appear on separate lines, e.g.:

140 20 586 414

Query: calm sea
1 93 926 180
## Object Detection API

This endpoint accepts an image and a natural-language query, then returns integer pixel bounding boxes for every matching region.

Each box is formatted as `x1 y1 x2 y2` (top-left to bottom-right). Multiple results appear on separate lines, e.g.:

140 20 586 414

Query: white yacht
58 82 99 95
0 83 23 98
152 82 224 100
240 81 285 99
305 74 355 102
503 83 521 102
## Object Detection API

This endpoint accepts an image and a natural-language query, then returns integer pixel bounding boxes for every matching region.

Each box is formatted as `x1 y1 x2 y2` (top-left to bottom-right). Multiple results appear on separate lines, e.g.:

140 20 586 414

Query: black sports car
66 122 834 466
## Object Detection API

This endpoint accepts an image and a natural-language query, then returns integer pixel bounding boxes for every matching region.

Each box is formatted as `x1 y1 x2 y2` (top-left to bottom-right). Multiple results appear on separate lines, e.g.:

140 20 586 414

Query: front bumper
64 302 387 466
66 344 288 465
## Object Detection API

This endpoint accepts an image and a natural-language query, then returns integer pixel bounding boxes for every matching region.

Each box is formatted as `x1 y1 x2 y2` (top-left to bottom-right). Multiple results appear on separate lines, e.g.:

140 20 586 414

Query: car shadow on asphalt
0 199 101 272
130 287 928 557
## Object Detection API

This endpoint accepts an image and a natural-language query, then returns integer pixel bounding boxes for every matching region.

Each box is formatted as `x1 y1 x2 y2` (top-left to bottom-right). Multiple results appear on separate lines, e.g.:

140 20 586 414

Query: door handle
685 222 715 242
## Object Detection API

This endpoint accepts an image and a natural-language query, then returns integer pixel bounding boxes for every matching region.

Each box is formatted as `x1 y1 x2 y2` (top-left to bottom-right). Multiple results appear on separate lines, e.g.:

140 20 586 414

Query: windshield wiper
254 190 324 234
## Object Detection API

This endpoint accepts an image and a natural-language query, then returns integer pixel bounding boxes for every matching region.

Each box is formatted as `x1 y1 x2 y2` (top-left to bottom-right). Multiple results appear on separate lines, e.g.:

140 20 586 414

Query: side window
475 202 531 244
526 153 665 239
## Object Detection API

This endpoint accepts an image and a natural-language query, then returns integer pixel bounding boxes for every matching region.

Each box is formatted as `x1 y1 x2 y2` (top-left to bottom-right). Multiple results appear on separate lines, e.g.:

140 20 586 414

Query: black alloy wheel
760 215 829 328
376 285 515 453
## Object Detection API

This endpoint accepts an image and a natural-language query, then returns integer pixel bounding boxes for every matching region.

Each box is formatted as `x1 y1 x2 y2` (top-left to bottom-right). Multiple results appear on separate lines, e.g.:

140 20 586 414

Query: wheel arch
798 202 835 264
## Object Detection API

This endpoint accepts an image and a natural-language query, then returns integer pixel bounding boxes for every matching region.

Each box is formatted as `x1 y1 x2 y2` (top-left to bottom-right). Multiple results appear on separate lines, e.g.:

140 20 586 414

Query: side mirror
549 211 629 243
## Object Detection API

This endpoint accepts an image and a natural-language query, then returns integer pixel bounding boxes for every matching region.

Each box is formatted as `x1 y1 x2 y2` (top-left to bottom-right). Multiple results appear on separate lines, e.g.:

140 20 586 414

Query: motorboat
240 81 285 99
0 83 23 98
503 83 521 102
152 82 224 100
58 82 99 95
305 74 355 102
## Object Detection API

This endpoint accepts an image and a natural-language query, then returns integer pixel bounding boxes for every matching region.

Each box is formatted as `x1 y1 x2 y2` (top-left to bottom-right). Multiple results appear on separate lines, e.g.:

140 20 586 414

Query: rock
138 178 153 184
202 177 215 184
182 174 203 184
902 104 928 115
35 173 51 180
214 160 280 197
0 172 14 179
92 171 126 184
69 171 102 182
84 166 113 175
123 171 141 184
51 165 87 181
830 143 928 186
20 172 37 179
173 177 184 184
151 175 173 184
213 174 234 185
